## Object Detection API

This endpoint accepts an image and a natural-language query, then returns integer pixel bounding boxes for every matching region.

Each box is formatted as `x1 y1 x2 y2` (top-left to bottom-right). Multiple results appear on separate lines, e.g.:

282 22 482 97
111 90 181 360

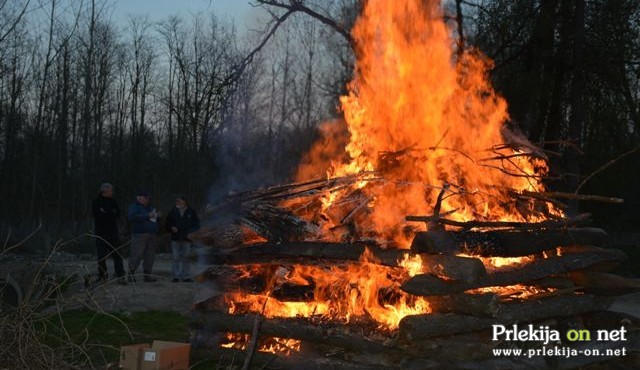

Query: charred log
402 246 627 296
428 294 500 317
419 254 486 283
201 242 408 267
411 227 608 256
406 213 592 230
192 310 389 353
399 294 613 340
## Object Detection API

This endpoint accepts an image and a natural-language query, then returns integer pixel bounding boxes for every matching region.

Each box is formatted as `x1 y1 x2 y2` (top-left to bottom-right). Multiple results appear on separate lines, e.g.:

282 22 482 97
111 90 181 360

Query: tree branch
255 0 355 49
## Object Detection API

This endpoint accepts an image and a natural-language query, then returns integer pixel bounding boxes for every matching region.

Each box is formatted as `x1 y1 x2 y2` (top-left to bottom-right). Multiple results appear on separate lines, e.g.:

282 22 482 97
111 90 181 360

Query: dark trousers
96 236 125 278
129 233 157 273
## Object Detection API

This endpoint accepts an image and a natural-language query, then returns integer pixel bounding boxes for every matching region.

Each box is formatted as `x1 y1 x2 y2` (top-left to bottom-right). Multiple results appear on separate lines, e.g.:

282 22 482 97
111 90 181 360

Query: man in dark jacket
127 190 161 282
92 183 125 284
165 195 200 282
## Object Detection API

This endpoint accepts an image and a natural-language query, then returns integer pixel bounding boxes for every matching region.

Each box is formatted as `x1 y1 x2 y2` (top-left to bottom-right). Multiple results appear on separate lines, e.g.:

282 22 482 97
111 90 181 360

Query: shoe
182 278 194 283
172 278 180 283
116 277 127 285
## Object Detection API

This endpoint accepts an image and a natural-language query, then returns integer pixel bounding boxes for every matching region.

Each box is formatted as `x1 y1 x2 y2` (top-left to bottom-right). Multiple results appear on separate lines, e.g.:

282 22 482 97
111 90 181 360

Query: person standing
165 195 200 282
92 183 126 284
127 190 160 282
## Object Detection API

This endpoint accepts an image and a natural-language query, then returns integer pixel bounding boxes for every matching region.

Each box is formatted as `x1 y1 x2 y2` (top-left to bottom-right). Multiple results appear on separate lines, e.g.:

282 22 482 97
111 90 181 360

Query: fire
295 0 557 244
459 247 562 272
222 0 561 351
226 253 431 331
398 253 424 277
221 333 301 355
467 284 559 300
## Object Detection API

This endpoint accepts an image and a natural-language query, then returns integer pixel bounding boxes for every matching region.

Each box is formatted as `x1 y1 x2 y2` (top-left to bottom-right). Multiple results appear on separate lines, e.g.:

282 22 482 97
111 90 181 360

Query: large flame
295 0 553 245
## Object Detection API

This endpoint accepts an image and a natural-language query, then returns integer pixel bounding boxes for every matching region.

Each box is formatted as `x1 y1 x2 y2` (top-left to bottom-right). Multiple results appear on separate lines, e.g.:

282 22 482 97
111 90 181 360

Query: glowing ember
466 284 559 300
221 333 301 355
459 247 562 272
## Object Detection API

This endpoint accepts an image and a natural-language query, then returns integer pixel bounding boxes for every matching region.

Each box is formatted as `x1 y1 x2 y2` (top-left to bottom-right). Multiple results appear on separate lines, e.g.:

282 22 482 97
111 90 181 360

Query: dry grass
0 229 134 369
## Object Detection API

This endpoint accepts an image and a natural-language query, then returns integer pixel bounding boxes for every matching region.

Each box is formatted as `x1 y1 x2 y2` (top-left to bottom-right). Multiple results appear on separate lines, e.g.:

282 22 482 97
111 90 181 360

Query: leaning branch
255 0 355 49
226 8 296 85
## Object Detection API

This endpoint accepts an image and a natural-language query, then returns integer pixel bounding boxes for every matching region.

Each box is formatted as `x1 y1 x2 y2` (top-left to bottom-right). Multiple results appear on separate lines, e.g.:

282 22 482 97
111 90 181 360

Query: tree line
1 0 639 242
0 0 351 239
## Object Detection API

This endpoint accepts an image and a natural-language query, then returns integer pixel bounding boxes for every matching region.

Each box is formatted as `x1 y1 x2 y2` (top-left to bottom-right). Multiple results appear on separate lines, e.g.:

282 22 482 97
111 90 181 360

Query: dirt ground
2 252 218 315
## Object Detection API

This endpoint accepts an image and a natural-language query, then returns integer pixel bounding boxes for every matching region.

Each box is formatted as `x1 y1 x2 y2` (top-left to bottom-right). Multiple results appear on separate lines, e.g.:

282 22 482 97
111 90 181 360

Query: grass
37 309 233 369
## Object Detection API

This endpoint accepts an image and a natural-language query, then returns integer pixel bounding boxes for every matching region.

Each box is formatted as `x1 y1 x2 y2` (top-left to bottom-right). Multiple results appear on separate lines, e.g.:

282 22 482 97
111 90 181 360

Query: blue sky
111 0 256 28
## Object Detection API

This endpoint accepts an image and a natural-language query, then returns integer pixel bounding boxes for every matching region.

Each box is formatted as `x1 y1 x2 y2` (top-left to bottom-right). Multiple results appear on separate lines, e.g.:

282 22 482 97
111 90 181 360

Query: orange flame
221 333 301 355
295 0 557 245
227 252 430 331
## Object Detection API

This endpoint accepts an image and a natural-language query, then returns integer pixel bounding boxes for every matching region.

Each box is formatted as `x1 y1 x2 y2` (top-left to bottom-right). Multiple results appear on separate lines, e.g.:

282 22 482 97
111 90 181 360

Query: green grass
39 309 232 369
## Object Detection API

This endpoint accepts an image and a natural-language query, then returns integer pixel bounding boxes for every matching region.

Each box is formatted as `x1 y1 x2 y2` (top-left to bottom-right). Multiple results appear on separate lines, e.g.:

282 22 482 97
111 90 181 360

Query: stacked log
190 218 640 369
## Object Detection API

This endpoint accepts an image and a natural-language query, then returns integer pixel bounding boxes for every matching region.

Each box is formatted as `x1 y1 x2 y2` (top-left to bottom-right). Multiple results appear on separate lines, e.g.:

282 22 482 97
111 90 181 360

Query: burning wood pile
189 0 639 368
189 176 638 369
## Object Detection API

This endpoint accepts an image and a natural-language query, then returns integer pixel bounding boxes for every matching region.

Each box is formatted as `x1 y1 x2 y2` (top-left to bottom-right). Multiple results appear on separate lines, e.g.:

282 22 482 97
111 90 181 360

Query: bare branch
254 0 354 48
0 0 31 45
575 145 640 195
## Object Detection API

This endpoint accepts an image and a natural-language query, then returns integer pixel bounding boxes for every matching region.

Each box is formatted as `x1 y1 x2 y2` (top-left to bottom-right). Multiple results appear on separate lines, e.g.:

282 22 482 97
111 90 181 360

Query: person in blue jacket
165 195 200 282
127 190 161 282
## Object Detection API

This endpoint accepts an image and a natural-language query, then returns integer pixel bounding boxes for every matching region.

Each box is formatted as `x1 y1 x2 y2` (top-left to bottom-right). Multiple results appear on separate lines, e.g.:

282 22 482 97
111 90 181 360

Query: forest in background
0 0 639 245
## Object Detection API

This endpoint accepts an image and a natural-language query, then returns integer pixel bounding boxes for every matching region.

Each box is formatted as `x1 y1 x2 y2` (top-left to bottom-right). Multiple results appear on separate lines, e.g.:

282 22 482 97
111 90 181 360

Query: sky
110 0 258 30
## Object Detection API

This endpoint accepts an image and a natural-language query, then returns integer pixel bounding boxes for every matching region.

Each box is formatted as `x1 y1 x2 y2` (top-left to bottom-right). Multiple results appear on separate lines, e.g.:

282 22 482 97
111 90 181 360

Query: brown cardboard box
119 343 150 370
140 340 191 370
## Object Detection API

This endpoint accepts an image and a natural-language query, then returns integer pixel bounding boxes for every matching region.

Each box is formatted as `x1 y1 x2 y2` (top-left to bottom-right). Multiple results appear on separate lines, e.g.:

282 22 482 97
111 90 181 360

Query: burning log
419 254 486 283
523 190 625 204
201 346 395 370
427 294 500 317
192 311 390 353
201 242 408 267
402 246 626 296
241 204 313 242
411 227 608 256
399 294 613 340
406 213 592 230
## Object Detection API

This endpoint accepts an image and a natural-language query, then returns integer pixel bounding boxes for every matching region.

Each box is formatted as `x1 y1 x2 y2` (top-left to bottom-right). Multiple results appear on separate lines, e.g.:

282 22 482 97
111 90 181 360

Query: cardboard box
141 341 191 370
119 343 150 370
119 341 190 370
